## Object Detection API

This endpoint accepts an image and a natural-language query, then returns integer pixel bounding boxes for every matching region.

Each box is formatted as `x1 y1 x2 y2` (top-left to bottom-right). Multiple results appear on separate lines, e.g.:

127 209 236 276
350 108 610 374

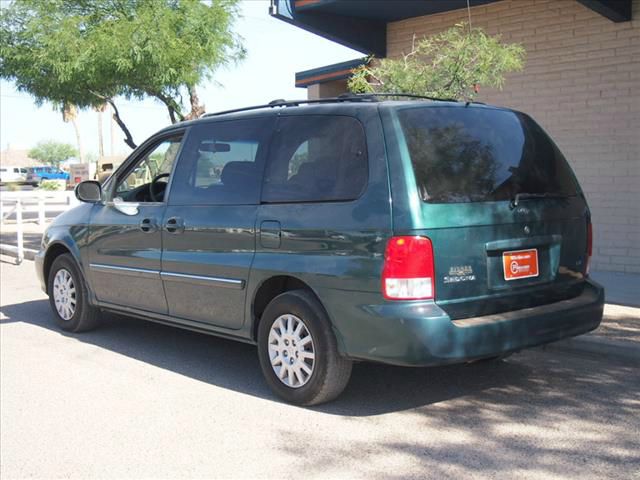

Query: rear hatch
387 104 590 320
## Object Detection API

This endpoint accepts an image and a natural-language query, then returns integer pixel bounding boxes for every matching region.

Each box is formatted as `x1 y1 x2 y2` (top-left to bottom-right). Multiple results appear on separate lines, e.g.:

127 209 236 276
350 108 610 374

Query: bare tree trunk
72 117 85 163
63 104 84 163
96 105 105 157
110 104 116 155
185 85 205 120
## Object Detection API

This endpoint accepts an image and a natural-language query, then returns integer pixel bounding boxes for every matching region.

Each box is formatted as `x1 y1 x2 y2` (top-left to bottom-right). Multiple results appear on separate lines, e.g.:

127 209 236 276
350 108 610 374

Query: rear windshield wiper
511 192 569 208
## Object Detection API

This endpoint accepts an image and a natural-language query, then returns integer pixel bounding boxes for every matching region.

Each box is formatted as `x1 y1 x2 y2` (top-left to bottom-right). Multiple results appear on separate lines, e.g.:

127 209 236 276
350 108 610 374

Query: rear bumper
324 280 604 366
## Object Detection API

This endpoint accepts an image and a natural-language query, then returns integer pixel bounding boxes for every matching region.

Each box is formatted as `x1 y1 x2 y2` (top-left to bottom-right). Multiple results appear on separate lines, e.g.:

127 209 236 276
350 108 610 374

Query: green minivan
36 96 604 405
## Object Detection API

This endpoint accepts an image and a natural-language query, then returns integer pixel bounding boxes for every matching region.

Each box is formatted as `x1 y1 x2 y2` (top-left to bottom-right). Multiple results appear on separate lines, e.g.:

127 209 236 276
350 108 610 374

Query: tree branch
153 92 185 124
89 91 137 149
108 99 137 149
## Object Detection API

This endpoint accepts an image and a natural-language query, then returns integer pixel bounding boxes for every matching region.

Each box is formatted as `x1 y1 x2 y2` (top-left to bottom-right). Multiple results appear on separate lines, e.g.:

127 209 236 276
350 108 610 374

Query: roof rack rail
202 92 464 118
359 92 460 102
203 95 376 117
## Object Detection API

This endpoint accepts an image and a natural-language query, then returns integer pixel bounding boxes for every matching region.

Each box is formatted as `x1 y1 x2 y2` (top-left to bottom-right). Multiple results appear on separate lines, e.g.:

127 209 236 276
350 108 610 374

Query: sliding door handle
139 218 158 233
165 217 185 234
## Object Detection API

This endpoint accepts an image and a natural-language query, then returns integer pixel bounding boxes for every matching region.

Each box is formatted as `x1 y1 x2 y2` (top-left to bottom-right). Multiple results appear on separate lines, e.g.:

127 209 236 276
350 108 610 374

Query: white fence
0 192 74 264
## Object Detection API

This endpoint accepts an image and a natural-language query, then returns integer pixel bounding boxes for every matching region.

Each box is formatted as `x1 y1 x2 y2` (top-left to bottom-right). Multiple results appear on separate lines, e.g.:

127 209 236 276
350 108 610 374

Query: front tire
47 253 100 332
257 290 352 406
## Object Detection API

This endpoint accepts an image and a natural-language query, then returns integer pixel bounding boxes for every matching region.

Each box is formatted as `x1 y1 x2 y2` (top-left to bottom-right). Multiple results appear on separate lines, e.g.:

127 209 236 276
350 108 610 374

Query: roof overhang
271 0 632 58
273 0 633 89
576 0 632 22
271 0 502 56
295 58 367 88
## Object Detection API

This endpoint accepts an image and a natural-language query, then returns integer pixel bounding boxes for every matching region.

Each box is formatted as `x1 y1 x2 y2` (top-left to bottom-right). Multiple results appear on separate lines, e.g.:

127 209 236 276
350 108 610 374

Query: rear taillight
382 236 435 300
586 221 593 276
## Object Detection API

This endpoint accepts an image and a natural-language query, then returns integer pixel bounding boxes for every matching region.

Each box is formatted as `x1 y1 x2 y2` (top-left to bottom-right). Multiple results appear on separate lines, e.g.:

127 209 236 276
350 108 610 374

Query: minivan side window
262 115 368 203
168 118 273 206
114 135 184 203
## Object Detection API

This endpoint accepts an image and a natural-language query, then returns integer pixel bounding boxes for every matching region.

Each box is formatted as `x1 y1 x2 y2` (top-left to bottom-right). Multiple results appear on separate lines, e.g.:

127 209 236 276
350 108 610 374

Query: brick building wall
386 0 640 273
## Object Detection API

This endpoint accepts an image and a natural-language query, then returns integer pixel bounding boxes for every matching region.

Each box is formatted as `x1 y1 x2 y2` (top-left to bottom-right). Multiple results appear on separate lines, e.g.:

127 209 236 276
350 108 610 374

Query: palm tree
62 103 85 164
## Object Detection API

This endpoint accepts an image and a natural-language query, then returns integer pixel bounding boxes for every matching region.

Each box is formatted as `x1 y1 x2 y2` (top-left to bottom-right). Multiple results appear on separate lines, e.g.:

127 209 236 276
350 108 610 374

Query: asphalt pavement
1 260 639 479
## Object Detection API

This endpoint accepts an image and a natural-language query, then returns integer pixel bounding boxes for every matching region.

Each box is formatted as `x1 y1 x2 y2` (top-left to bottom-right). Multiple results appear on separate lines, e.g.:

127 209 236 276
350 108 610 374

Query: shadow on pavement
1 298 534 415
279 354 640 479
1 298 638 421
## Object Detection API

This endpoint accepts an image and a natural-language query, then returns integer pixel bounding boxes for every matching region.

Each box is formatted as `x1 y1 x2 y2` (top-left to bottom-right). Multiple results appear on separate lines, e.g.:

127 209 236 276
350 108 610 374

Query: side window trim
106 129 187 204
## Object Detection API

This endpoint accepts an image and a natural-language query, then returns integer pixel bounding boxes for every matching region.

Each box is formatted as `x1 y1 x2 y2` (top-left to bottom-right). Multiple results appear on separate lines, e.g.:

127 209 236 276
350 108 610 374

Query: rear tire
257 290 352 406
47 253 100 332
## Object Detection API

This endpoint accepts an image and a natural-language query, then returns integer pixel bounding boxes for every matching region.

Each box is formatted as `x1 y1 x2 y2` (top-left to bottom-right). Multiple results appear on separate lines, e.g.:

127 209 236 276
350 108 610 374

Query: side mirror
75 180 102 203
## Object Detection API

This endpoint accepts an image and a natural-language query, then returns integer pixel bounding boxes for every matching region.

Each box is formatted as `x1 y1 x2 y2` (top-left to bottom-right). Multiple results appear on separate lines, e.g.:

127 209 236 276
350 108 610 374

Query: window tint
396 107 577 203
168 118 272 205
262 115 368 203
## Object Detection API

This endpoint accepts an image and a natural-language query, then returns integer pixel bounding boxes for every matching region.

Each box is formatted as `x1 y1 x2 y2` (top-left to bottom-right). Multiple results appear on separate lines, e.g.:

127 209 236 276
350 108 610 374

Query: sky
0 0 362 156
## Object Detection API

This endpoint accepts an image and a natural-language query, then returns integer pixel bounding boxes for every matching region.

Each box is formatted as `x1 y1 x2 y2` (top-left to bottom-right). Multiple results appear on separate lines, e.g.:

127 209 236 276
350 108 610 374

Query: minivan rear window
396 107 577 203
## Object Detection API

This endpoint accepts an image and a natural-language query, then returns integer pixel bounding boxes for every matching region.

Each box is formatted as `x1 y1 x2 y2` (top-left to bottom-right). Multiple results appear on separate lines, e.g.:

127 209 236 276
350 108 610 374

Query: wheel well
251 275 313 341
43 244 71 293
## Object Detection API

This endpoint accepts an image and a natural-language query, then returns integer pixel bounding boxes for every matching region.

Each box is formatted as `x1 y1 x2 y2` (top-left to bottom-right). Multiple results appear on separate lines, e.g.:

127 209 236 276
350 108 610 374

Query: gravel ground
1 260 639 480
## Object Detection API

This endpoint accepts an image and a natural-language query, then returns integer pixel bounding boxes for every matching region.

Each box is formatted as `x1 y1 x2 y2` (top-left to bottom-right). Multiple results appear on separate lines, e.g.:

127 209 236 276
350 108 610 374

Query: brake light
382 236 435 300
585 221 593 276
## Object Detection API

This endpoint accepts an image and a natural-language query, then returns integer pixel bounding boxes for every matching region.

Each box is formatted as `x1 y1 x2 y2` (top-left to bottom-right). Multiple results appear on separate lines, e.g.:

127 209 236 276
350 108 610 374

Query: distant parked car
26 166 70 186
0 166 27 185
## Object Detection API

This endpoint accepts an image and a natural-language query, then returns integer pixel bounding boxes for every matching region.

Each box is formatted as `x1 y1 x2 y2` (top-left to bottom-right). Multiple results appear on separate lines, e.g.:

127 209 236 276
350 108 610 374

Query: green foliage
28 140 77 167
348 23 525 100
1 0 244 141
39 180 66 191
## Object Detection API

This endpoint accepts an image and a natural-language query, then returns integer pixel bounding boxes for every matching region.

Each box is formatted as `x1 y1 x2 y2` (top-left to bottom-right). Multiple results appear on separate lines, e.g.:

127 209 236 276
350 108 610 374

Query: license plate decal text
503 248 539 281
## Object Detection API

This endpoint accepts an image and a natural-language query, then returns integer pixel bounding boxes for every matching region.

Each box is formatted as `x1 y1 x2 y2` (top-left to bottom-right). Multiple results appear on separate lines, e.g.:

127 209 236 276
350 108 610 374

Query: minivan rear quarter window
396 107 577 203
262 115 368 203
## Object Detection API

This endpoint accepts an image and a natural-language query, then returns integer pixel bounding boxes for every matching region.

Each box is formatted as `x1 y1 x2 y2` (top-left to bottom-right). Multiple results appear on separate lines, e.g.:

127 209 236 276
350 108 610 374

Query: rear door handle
139 218 158 233
165 216 185 234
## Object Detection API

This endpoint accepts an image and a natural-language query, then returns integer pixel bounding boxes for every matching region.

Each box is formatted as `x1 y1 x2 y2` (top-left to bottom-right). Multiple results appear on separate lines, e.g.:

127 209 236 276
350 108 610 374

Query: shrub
39 180 65 191
348 23 525 101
